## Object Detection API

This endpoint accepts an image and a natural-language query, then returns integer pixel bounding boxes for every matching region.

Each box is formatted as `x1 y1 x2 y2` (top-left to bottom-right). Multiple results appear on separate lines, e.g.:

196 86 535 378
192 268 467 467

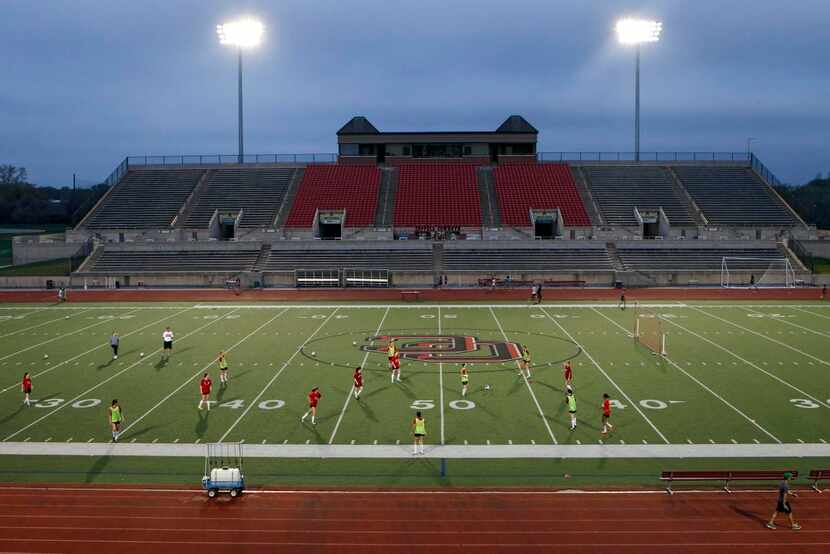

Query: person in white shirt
162 327 174 359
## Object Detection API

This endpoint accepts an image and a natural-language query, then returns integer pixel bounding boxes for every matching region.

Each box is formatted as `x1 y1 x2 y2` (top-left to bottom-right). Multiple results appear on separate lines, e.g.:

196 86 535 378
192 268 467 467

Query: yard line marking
731 439 738 444
753 439 760 444
87 438 93 443
194 439 200 444
0 306 196 395
220 309 340 444
541 307 668 444
122 308 288 440
709 439 715 444
2 309 237 442
742 307 830 339
821 439 827 444
0 308 93 339
489 307 557 444
0 307 143 363
23 437 30 442
687 439 693 444
593 308 781 443
151 438 158 444
798 438 805 444
665 313 830 409
173 438 179 444
328 308 389 445
693 306 830 368
438 306 445 445
791 306 830 322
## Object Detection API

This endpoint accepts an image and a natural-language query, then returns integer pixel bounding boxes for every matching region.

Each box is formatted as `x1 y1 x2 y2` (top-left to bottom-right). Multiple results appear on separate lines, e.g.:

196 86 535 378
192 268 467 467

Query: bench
400 290 421 302
660 470 798 494
809 469 829 493
543 279 586 288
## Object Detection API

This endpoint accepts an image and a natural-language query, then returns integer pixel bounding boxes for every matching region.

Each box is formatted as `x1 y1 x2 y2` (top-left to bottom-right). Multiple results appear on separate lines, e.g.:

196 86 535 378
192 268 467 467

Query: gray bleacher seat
616 247 785 271
183 168 295 228
673 166 797 226
582 166 695 226
88 248 260 273
443 248 612 271
83 170 204 229
263 248 433 271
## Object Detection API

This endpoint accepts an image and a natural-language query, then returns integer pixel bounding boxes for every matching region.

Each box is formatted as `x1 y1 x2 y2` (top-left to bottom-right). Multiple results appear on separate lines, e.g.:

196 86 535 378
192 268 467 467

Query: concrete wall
12 240 87 266
0 276 71 289
798 240 830 259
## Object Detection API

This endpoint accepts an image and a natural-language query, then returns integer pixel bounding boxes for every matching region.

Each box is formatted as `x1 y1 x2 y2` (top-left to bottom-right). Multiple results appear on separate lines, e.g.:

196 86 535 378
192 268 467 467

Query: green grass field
1 300 829 485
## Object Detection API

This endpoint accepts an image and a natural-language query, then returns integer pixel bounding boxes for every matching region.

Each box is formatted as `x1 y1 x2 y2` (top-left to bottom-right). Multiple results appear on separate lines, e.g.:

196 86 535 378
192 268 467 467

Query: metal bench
809 469 829 493
660 469 798 494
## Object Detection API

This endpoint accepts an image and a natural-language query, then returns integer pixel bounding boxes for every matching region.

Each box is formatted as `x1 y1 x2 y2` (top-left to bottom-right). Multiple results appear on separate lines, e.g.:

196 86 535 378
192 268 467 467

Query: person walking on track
767 472 801 530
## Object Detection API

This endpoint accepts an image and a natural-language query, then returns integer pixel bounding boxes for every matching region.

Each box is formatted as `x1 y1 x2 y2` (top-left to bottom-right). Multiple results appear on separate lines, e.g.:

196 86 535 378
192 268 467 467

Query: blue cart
202 443 245 498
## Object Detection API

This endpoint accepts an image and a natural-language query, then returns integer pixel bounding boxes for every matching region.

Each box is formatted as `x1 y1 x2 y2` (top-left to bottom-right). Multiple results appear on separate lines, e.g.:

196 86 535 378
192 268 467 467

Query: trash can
46 280 54 290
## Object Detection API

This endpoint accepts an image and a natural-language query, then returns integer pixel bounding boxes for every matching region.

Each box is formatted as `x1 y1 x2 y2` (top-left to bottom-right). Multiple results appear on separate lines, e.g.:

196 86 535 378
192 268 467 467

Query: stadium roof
336 115 537 136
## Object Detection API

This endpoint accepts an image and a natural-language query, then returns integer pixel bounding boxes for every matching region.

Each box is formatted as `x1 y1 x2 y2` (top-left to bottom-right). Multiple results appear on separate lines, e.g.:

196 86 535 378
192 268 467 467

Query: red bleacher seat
285 165 380 227
493 164 591 226
393 164 481 226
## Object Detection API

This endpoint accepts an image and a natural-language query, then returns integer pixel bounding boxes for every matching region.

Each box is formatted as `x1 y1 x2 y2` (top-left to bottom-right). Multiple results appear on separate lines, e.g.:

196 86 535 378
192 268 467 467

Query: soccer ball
484 384 491 391
65 316 69 319
43 354 49 359
140 352 145 357
311 352 317 357
352 341 357 346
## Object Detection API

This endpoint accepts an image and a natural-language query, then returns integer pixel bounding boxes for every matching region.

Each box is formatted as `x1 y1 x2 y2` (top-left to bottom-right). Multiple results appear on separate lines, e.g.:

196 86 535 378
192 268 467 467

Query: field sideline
1 300 829 459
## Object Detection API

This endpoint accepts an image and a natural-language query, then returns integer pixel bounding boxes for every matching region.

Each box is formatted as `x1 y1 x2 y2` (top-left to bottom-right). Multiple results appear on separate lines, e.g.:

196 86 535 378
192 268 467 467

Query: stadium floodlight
216 18 264 163
616 18 662 161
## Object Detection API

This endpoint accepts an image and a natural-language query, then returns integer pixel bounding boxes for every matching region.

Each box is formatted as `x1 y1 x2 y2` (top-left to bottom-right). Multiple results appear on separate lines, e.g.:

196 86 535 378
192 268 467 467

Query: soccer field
1 300 829 453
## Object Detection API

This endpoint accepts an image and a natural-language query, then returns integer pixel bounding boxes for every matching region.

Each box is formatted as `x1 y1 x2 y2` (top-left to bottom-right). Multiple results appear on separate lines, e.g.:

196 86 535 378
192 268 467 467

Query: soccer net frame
720 257 795 288
633 302 667 357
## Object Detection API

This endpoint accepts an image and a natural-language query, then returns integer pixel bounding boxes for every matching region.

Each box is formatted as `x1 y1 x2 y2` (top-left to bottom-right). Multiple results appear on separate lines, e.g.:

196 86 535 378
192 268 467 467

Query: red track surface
0 286 823 303
0 485 827 553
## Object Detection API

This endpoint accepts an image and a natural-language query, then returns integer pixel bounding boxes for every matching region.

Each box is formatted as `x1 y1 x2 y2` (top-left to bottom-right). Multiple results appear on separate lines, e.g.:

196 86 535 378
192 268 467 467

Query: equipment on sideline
633 302 667 356
202 442 245 498
720 257 795 288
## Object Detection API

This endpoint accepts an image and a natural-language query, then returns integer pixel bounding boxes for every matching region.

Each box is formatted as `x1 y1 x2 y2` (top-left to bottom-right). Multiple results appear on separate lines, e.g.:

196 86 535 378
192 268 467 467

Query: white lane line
693 306 830 368
593 309 781 444
3 309 238 442
328 307 389 445
121 308 287 439
742 306 830 339
221 309 341 443
541 307 668 444
438 306 445 446
665 313 830 409
0 307 196 394
489 307 557 445
0 307 142 363
0 308 93 339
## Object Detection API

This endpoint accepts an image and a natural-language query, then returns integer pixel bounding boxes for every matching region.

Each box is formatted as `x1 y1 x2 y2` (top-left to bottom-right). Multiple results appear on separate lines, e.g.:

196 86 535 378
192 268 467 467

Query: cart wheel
230 488 239 498
208 489 217 498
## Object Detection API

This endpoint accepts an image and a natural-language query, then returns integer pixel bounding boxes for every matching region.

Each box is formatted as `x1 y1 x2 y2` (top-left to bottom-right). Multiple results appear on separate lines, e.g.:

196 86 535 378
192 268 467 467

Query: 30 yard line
663 315 830 409
221 308 341 443
540 307 669 444
489 307 557 445
3 308 240 442
0 307 196 395
328 307 390 445
0 307 142 363
0 308 93 339
121 308 289 439
592 308 781 444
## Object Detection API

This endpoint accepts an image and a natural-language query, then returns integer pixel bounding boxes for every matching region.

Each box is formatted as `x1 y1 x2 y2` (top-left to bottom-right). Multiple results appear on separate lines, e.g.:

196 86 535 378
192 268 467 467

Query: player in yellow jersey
412 411 426 455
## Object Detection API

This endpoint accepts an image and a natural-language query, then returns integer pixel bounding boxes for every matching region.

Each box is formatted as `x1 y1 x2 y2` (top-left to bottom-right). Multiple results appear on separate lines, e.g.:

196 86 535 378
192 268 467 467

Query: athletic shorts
163 341 173 350
569 409 576 414
309 403 318 409
776 501 792 514
220 367 228 372
564 370 573 380
414 433 425 438
603 413 611 420
23 387 32 394
112 421 121 428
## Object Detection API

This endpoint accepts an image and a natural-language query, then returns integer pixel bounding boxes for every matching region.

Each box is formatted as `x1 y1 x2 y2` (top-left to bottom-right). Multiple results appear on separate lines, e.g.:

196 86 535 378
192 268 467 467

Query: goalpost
720 257 795 288
633 302 667 357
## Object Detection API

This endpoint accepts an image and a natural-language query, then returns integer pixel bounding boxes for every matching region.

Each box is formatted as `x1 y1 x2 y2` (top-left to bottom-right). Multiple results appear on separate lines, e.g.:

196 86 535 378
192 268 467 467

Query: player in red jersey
21 372 32 407
601 393 614 436
198 373 212 410
353 366 364 400
563 360 573 388
388 340 401 383
301 387 322 425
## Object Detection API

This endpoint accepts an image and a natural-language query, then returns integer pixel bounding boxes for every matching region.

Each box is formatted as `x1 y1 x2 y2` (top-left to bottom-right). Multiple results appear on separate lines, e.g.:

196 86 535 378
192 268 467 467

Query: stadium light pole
616 18 662 162
217 18 264 164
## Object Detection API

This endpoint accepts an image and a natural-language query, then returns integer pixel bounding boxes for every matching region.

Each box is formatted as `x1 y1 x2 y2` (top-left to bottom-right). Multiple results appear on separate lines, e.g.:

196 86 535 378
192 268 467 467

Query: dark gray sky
2 0 827 187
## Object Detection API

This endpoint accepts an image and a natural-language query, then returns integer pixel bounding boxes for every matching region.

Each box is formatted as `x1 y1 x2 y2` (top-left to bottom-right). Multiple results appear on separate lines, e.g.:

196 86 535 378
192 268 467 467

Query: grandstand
84 245 261 274
492 164 591 228
393 164 481 227
285 165 380 230
616 243 789 271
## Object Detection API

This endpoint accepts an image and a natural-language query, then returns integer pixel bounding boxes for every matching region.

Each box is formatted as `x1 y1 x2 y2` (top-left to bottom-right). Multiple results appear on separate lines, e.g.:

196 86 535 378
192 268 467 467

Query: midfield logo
360 335 522 364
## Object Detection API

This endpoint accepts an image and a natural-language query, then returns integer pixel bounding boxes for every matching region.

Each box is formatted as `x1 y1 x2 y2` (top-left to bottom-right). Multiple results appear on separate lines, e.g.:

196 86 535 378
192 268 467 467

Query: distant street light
747 137 757 156
616 18 662 161
217 18 265 163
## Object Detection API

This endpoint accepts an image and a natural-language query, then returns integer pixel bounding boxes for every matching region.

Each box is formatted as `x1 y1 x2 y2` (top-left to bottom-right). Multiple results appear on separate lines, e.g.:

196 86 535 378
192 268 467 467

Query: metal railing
537 151 753 162
750 153 785 187
127 153 337 167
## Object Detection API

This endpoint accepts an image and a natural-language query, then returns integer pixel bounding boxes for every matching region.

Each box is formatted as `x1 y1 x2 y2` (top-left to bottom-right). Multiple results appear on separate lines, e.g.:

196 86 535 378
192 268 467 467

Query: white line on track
592 308 781 444
438 306 445 445
489 307 557 444
0 308 93 339
0 307 143 363
693 306 830 368
220 308 341 443
120 308 288 439
328 307 389 445
665 312 830 409
0 307 196 394
742 306 830 339
2 309 239 442
540 306 669 444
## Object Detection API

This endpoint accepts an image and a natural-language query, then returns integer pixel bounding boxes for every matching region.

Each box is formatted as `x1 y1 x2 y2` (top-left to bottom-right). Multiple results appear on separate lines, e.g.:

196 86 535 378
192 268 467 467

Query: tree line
774 175 830 229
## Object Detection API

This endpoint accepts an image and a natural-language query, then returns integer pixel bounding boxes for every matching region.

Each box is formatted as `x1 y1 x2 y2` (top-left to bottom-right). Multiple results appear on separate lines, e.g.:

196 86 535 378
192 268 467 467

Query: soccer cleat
792 524 801 530
765 523 776 529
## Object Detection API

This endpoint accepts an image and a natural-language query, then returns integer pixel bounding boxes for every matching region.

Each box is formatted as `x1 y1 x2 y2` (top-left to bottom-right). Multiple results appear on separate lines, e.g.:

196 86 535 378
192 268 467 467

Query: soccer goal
720 257 795 288
633 302 667 356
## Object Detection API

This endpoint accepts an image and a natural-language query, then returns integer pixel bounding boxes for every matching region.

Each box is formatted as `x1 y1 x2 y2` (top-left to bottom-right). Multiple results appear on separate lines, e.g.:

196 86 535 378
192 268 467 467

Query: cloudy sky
1 0 827 186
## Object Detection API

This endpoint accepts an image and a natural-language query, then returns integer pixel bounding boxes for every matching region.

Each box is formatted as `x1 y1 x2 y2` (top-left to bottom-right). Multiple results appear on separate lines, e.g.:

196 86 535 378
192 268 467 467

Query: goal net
633 303 667 356
720 257 795 288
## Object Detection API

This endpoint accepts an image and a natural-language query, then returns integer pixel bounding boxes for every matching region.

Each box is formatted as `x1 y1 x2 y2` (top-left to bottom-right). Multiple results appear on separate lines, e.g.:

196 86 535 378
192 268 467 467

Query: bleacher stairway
374 168 398 228
476 167 500 228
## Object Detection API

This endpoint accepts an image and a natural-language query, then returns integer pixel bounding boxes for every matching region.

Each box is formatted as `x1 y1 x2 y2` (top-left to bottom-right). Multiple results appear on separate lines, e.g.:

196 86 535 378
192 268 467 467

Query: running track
0 485 827 553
